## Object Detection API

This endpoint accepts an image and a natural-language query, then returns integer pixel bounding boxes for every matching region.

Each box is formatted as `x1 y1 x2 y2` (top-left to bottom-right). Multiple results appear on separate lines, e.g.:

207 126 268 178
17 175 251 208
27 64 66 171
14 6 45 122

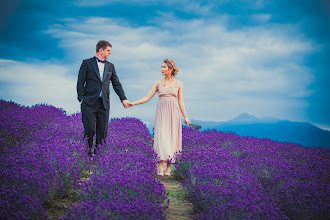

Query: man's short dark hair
96 40 112 52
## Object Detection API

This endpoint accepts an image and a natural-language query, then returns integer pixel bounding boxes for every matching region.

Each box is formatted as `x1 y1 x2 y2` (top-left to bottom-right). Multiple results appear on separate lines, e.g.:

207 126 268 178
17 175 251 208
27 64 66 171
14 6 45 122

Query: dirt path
158 165 195 220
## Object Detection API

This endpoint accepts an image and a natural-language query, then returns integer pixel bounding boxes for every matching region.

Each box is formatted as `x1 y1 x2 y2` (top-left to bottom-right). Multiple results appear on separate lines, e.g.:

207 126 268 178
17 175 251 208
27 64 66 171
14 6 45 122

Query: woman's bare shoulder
154 79 162 86
176 79 183 86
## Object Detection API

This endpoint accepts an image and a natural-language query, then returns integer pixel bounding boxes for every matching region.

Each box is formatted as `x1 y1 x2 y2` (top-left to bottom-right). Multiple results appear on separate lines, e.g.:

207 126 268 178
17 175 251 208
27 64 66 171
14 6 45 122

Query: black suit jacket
77 57 127 109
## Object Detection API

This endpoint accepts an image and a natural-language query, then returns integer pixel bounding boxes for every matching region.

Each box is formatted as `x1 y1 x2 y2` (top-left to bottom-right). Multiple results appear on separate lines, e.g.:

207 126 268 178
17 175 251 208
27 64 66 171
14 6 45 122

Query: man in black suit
77 40 129 156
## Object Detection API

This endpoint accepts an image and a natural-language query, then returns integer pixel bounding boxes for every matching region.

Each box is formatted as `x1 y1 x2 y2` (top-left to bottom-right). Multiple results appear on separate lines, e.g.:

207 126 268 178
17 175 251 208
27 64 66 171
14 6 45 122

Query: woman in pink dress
128 59 191 176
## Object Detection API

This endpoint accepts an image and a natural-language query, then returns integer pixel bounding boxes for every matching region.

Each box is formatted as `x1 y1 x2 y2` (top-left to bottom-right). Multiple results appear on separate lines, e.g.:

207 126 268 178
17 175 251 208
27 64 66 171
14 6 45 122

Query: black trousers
81 98 109 154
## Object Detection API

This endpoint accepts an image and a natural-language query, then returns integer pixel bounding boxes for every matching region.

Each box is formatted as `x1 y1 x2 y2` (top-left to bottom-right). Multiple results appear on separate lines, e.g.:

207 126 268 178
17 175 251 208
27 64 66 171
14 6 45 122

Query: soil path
158 164 195 220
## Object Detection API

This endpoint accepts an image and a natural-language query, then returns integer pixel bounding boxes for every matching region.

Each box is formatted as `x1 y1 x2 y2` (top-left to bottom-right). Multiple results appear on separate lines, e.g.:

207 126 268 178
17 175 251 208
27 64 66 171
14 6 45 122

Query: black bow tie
97 58 105 63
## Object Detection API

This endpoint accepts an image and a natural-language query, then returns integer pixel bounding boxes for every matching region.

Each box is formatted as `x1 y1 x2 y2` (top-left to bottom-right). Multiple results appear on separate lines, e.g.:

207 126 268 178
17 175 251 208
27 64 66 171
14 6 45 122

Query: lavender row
0 100 89 219
63 118 168 219
0 100 168 219
175 127 330 219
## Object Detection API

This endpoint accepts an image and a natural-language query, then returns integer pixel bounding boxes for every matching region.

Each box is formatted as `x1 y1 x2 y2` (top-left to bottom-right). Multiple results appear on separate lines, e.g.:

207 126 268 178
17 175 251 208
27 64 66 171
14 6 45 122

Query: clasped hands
121 100 134 108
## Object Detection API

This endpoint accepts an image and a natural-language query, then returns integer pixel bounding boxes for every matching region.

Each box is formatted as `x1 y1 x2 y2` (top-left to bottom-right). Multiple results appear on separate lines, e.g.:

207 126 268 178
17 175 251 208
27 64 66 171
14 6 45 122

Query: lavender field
0 100 167 219
175 128 330 219
1 100 329 219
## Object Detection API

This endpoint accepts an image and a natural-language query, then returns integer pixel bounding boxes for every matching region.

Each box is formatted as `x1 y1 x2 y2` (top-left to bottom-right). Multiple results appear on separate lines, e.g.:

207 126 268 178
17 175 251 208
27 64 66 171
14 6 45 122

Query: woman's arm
178 82 191 125
129 81 158 106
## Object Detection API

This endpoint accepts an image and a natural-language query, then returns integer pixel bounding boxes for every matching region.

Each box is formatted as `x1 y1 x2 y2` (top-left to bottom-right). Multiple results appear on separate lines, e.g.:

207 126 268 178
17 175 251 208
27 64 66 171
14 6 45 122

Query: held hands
127 101 134 108
122 100 134 108
122 100 129 108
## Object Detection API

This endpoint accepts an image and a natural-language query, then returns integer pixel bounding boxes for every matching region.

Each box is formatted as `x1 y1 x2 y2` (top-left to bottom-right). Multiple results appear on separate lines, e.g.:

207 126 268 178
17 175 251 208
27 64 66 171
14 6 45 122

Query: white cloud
0 14 316 126
0 59 80 114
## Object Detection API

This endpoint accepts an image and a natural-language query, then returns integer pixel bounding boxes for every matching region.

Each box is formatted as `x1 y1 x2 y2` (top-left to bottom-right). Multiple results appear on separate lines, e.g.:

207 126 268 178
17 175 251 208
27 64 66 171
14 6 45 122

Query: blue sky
0 0 329 130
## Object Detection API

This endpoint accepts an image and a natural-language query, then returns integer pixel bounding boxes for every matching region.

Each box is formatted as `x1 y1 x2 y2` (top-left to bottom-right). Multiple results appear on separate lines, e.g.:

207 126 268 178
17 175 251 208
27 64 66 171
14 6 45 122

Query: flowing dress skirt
153 96 182 163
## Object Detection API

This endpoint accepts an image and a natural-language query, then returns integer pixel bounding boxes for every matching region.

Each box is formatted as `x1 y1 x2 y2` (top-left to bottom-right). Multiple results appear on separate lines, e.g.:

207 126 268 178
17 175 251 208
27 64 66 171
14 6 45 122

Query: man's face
100 46 111 59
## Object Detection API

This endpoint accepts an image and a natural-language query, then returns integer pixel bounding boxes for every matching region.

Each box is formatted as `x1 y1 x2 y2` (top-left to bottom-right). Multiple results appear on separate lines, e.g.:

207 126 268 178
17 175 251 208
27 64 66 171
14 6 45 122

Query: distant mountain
227 113 260 124
191 113 330 149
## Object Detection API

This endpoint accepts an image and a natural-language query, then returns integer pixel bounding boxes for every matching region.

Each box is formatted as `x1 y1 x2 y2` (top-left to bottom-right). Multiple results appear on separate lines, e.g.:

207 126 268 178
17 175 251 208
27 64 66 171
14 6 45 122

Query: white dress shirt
96 57 105 97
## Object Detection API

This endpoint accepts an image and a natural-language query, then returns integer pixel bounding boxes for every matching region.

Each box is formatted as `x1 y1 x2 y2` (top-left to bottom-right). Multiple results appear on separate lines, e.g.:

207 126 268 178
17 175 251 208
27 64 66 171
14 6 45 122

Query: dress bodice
157 79 181 98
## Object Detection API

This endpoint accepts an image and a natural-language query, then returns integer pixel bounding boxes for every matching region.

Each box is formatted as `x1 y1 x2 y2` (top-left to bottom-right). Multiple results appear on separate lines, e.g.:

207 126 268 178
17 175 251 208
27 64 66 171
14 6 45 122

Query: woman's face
161 62 172 76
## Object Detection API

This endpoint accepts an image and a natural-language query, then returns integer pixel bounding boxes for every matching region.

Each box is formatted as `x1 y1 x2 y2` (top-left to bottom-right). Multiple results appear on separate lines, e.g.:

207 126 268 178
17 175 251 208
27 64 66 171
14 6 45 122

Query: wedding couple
77 40 190 176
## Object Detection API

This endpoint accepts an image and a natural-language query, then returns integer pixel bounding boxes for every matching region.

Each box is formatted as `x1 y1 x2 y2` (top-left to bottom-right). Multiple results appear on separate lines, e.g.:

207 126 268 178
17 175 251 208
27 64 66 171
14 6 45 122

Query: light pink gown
154 79 182 163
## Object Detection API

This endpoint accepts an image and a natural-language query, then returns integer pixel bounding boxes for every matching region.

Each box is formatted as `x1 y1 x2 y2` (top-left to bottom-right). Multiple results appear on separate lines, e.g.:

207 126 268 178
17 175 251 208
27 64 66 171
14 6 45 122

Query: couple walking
77 40 190 176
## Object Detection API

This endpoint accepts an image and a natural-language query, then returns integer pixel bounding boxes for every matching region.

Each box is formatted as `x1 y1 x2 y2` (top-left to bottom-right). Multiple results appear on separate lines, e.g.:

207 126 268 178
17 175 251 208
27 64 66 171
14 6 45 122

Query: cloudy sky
0 0 329 130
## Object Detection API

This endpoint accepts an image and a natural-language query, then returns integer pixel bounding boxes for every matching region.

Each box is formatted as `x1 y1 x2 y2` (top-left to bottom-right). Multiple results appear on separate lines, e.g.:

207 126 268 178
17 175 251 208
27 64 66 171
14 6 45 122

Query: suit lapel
91 57 102 81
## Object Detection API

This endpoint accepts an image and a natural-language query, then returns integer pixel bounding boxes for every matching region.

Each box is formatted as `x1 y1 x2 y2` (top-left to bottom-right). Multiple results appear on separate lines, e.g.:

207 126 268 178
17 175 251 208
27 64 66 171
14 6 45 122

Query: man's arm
110 64 127 103
77 60 87 103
